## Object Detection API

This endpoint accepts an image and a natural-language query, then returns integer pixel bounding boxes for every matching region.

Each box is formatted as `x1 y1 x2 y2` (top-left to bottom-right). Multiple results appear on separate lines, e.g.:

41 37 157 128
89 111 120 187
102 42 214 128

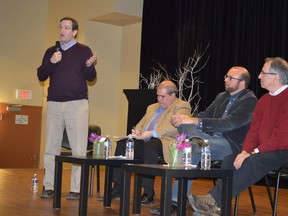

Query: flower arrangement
169 133 191 167
88 133 106 144
89 133 106 158
175 133 190 150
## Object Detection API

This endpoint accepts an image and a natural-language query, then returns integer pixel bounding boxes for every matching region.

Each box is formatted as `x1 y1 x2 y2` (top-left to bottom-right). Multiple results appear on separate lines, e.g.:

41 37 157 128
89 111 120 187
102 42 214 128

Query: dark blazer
199 89 257 153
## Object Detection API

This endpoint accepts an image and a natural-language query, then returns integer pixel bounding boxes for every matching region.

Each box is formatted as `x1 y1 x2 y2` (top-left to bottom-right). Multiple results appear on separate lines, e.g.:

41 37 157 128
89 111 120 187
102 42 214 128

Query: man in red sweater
189 57 288 216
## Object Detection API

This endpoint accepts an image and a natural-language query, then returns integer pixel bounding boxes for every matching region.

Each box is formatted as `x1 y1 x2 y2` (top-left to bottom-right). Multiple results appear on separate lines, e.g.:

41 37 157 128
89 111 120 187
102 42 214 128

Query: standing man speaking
37 16 97 200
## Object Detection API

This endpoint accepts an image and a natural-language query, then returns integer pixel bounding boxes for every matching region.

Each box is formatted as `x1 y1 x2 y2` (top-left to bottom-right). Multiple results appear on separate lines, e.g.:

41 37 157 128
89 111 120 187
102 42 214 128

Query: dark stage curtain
140 0 288 111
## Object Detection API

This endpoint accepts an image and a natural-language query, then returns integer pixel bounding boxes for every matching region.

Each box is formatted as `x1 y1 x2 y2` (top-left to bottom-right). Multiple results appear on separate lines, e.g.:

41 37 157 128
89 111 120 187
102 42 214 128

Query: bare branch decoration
140 43 210 115
139 63 170 89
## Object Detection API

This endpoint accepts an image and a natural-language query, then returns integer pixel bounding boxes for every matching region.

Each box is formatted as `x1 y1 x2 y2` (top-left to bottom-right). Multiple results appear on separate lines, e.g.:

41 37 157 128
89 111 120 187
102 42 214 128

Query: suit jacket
198 89 258 152
135 98 191 162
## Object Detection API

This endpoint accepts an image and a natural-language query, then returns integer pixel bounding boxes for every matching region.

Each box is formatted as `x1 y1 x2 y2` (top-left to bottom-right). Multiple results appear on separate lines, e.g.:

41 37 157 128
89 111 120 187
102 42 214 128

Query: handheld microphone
55 41 61 64
55 41 61 52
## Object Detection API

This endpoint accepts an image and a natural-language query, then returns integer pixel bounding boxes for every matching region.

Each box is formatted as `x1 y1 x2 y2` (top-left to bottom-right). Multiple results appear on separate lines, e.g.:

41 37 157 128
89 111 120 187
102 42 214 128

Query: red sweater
243 88 288 153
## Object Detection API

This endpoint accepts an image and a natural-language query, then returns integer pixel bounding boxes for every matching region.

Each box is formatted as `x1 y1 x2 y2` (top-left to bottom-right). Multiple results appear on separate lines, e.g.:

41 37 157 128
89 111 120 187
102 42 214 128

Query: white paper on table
108 155 128 159
112 135 144 140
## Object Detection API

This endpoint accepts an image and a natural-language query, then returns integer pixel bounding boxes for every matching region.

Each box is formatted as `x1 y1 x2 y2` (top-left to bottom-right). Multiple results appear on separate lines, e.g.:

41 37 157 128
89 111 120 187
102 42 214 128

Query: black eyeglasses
224 75 243 81
260 70 277 75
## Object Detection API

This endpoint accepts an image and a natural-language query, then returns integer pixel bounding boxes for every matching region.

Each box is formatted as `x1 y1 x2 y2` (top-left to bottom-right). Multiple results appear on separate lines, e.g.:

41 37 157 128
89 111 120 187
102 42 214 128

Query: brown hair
60 16 79 31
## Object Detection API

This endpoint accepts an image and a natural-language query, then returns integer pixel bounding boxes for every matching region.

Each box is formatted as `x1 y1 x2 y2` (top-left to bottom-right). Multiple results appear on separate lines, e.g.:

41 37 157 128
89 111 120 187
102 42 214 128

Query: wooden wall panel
0 103 42 168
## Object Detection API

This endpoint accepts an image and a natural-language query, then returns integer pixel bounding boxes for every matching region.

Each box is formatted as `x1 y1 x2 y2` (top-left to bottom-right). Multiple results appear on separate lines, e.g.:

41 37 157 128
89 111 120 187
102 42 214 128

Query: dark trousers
112 138 163 196
210 150 288 206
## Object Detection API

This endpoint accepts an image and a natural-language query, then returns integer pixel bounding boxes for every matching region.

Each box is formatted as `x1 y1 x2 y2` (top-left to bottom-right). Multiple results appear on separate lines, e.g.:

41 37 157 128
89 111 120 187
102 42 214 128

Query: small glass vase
93 142 103 158
168 148 182 167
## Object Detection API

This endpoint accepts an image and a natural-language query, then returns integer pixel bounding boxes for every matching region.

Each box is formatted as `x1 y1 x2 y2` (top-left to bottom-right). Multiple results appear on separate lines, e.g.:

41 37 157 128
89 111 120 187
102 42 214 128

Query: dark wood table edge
119 164 233 216
53 155 142 216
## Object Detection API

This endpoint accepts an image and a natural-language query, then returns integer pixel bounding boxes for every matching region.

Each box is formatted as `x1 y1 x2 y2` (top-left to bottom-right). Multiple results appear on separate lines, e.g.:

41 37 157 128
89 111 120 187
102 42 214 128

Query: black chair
61 124 101 197
157 155 167 164
211 160 256 216
264 165 288 216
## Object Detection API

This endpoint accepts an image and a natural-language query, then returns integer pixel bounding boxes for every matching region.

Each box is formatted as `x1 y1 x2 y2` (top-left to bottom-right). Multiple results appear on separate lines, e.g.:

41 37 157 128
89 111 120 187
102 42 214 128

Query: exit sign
16 89 32 99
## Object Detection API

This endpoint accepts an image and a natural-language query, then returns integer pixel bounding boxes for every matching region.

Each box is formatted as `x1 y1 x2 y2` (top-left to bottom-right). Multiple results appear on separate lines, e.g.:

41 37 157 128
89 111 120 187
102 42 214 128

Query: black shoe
150 201 177 215
141 193 155 206
111 189 121 201
41 190 54 199
66 192 80 200
98 189 120 201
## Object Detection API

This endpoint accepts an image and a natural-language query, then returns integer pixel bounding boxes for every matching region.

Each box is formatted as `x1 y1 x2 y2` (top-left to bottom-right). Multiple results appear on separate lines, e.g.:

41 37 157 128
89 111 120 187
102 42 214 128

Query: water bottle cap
184 147 191 153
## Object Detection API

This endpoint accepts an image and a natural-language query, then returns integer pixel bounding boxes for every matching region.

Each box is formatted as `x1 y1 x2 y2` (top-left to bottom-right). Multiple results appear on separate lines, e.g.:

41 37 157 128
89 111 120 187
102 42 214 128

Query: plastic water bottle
182 141 192 167
201 140 211 170
103 135 112 159
125 134 134 160
31 173 39 192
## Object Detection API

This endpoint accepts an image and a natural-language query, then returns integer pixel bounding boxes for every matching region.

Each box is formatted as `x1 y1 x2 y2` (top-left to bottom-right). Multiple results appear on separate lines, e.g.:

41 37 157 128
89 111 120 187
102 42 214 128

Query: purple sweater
37 43 97 102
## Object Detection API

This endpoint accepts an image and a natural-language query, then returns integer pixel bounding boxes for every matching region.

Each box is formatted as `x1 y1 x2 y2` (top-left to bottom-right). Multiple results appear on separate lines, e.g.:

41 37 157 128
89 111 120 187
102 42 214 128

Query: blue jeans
171 127 233 202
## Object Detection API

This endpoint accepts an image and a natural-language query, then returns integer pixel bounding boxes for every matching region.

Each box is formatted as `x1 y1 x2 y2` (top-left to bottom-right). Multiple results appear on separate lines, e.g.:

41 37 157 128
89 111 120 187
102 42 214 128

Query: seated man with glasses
150 66 258 215
189 57 288 216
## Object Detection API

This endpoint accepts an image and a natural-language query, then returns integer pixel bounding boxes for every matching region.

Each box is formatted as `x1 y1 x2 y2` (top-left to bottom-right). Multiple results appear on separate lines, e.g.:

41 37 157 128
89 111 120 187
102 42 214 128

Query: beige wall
0 0 143 168
0 0 48 105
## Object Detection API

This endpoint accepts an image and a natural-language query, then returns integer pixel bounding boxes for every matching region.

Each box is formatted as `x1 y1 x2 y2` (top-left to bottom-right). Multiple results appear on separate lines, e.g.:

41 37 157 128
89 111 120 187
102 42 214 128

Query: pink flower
89 133 102 142
176 143 185 150
176 133 187 144
175 133 190 151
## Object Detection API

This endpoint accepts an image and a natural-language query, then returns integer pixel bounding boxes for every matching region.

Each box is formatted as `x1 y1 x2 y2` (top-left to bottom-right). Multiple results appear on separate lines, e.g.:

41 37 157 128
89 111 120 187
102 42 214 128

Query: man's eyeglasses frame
260 70 277 75
224 75 244 81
